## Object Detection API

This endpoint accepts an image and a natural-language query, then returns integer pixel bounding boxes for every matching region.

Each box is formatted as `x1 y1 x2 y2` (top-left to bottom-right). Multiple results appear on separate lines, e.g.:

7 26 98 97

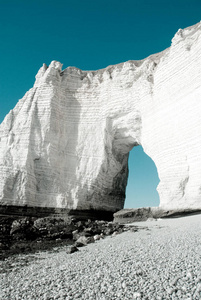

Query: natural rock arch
0 22 201 217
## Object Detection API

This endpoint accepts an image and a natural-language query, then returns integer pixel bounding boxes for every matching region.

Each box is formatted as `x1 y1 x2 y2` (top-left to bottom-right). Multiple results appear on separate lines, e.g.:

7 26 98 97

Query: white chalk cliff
1 22 201 213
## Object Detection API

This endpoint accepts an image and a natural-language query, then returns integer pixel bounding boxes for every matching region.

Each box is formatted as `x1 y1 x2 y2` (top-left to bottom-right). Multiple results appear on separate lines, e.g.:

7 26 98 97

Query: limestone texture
0 22 201 213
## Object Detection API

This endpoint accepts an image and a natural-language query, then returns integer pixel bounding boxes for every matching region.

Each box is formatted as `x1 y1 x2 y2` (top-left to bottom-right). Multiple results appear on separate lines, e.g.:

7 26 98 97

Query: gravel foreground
0 214 201 300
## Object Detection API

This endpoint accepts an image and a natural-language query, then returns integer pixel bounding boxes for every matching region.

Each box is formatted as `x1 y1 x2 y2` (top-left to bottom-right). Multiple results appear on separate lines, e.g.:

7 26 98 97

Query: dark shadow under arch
124 145 160 208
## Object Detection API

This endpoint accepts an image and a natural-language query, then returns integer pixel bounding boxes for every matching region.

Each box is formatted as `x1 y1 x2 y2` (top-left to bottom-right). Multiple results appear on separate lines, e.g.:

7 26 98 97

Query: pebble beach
1 214 201 300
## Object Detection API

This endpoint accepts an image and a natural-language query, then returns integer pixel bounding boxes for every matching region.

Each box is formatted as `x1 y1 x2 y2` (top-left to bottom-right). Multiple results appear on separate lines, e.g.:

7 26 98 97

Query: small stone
66 246 79 254
112 231 118 236
56 238 62 242
186 271 193 279
75 236 94 247
133 292 141 298
167 287 175 295
94 234 101 241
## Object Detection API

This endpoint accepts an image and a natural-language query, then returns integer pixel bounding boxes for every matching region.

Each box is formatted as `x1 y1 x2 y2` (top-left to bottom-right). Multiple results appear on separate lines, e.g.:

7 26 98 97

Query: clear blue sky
0 0 200 208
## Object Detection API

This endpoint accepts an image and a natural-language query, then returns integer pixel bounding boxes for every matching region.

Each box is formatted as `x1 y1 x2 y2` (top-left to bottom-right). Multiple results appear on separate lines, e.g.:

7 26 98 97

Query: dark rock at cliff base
113 207 155 223
33 217 76 240
10 217 38 240
113 207 201 223
0 215 135 259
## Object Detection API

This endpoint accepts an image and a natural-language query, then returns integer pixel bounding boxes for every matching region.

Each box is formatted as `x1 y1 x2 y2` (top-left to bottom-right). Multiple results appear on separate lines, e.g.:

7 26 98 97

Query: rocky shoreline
113 207 201 223
1 208 201 259
0 215 138 259
1 214 201 299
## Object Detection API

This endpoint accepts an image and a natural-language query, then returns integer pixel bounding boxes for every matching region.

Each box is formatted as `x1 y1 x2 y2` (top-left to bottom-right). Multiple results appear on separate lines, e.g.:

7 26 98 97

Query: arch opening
124 145 160 209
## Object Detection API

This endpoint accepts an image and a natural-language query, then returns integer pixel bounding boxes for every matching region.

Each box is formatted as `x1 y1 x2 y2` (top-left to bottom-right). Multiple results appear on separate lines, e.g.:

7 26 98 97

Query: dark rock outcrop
0 216 134 259
113 207 201 223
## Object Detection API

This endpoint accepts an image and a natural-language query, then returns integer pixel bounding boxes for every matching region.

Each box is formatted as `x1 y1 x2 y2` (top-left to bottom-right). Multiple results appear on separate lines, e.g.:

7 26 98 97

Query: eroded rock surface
0 22 201 214
0 216 130 258
113 208 201 223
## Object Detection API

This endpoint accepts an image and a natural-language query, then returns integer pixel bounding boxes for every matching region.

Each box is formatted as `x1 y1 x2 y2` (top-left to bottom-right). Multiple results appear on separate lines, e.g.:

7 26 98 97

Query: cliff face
1 22 201 213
